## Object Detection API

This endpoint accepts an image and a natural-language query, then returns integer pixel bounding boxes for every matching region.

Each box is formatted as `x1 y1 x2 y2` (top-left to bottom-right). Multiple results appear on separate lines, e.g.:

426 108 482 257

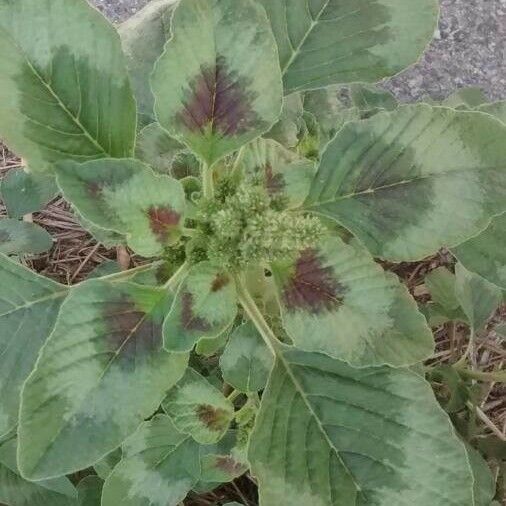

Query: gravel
91 0 506 103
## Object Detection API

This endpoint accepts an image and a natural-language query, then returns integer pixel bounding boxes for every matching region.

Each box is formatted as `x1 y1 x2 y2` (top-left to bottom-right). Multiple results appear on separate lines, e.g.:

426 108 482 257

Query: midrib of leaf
235 275 361 495
281 0 331 75
8 32 110 157
308 165 503 207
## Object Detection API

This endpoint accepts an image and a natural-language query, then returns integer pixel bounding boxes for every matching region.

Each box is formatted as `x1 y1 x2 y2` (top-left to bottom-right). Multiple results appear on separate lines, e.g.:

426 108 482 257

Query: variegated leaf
162 368 234 444
452 213 506 290
271 237 433 367
240 138 315 208
0 438 77 506
119 0 179 126
259 0 438 94
163 262 237 352
0 169 56 218
151 0 283 166
220 321 274 392
0 254 68 437
18 280 188 479
249 347 475 506
102 414 200 506
0 0 136 172
305 105 506 261
56 158 186 257
454 263 502 334
265 93 304 148
0 219 53 255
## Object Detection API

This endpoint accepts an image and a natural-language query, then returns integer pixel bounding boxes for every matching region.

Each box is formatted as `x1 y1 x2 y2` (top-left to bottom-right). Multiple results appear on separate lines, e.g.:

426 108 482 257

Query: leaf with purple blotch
240 138 315 209
151 0 283 166
271 237 433 367
18 279 188 480
56 158 186 257
162 368 234 444
163 262 237 352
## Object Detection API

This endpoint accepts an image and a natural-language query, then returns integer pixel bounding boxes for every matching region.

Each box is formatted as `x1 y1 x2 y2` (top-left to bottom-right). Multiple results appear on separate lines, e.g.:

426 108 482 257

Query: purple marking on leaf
282 249 346 314
0 230 10 243
104 296 161 358
181 292 211 332
148 206 181 243
176 56 259 137
211 272 230 292
87 181 102 198
196 404 229 432
263 164 285 196
214 455 247 477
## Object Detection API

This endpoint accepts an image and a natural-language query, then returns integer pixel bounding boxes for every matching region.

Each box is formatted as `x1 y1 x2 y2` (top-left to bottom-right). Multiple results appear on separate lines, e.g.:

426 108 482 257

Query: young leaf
349 83 398 117
0 219 53 255
18 280 188 480
271 237 433 367
305 105 506 261
162 368 234 444
163 262 237 352
249 346 475 506
465 445 496 506
425 267 460 312
0 438 77 506
77 476 103 506
135 123 186 175
0 254 68 437
0 0 136 172
454 263 502 334
0 169 57 218
151 0 283 166
240 138 316 208
259 0 439 94
452 212 506 290
118 0 178 126
102 414 200 506
56 158 186 257
220 321 274 393
265 94 304 148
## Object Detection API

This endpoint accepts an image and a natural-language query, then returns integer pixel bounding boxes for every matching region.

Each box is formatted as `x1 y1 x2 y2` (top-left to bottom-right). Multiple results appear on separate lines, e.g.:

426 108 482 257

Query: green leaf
465 445 496 506
151 0 283 166
163 262 237 352
102 414 200 506
56 158 186 257
425 267 460 312
0 169 56 218
0 0 136 172
305 105 506 261
259 0 438 94
0 438 77 506
86 260 122 280
454 263 502 334
77 476 103 506
135 123 185 175
443 87 488 109
265 94 304 148
271 237 433 367
94 448 122 480
240 138 316 209
220 321 274 392
303 87 358 147
452 213 506 290
249 346 475 506
163 368 234 444
0 219 53 255
0 254 67 437
18 279 188 480
477 101 506 124
349 84 397 116
119 0 178 127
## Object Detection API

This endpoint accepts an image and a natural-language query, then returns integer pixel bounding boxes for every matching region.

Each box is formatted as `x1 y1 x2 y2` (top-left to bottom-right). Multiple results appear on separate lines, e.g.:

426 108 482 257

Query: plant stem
202 162 214 199
227 389 241 402
455 366 506 383
163 261 191 292
235 274 278 356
